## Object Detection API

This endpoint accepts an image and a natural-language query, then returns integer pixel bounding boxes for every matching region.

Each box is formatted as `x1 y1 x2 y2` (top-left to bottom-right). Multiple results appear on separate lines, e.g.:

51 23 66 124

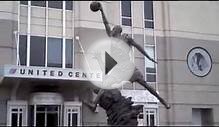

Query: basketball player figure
85 2 170 110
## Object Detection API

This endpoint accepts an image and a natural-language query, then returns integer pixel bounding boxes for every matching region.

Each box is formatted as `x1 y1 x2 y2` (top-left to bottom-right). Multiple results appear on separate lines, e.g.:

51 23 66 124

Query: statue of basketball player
84 1 170 111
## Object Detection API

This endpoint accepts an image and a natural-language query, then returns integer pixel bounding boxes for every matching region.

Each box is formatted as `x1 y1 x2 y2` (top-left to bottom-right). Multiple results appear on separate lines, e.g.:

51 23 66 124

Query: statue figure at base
83 1 171 126
84 88 143 125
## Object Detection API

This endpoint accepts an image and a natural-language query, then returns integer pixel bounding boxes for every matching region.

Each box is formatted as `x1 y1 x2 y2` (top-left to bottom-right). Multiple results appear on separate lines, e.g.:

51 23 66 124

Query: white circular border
82 37 135 89
187 47 212 77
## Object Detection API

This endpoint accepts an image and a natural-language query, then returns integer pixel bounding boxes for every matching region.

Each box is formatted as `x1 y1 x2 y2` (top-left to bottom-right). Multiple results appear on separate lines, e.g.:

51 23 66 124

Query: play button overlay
82 37 135 89
105 51 117 75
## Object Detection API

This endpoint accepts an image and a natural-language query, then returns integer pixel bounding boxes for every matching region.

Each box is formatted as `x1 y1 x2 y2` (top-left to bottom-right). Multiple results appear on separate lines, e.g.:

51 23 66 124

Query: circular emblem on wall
187 47 212 77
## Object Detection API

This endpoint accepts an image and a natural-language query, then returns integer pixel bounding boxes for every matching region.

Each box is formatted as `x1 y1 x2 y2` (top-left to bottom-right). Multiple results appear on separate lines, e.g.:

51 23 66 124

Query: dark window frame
66 1 73 10
20 1 73 10
47 37 63 68
144 1 154 28
20 1 28 5
65 39 73 68
145 45 156 82
121 1 132 26
48 1 63 9
31 1 46 7
19 35 27 66
30 36 46 67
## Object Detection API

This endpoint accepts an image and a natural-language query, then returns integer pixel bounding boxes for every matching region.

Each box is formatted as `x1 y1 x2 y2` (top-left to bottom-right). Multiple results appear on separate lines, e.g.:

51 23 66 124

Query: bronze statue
83 1 170 125
84 88 143 125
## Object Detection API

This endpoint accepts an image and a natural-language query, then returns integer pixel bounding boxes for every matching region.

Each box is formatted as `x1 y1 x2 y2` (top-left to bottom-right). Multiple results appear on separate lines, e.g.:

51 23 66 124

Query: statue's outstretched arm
99 5 111 37
128 37 157 64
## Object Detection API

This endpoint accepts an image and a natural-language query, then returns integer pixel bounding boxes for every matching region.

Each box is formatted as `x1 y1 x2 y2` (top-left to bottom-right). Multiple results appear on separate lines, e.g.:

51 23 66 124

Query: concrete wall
157 1 219 125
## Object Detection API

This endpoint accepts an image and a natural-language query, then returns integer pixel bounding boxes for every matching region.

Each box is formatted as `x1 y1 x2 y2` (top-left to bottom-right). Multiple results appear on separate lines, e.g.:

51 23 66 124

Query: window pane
20 1 28 5
66 39 73 68
150 114 155 126
19 35 27 65
12 113 18 127
36 113 45 126
30 36 46 66
72 113 78 126
122 18 132 26
144 1 153 20
68 113 71 126
146 114 149 125
147 74 156 82
145 21 154 29
19 113 22 126
66 1 73 10
47 113 58 126
29 106 34 126
47 38 62 67
37 106 46 111
122 1 131 17
48 1 63 9
146 67 156 73
47 105 58 112
31 1 46 7
145 46 155 68
12 108 18 112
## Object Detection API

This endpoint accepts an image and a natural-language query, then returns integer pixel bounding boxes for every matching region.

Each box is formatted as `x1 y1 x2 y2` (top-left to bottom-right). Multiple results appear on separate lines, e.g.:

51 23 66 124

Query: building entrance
30 105 61 126
7 92 82 126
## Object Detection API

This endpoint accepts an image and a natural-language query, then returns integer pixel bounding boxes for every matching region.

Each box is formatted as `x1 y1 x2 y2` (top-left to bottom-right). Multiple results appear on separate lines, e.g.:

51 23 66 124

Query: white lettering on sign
1 65 102 81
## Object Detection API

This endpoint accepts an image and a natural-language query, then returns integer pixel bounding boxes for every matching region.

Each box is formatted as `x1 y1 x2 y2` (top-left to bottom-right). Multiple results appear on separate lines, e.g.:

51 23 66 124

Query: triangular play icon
105 52 117 75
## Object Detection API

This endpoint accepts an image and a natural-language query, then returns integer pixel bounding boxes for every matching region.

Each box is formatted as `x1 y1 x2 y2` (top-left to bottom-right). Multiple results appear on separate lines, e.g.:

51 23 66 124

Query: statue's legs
130 68 170 109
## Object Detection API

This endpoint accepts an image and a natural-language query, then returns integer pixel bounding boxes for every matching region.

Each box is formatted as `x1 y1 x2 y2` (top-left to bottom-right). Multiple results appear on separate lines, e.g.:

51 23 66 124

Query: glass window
47 37 62 67
72 113 78 126
145 21 154 29
145 46 155 69
19 35 27 66
47 113 58 126
145 46 156 82
137 106 144 126
146 74 156 82
121 1 132 26
12 113 18 126
31 1 46 7
36 113 45 126
146 67 156 73
19 36 74 68
192 108 213 125
66 1 73 10
66 109 79 126
144 1 153 20
122 18 132 26
145 109 157 126
122 1 131 17
19 113 22 126
29 106 34 126
64 106 81 126
66 39 73 68
20 1 28 5
68 113 71 126
30 36 46 66
150 114 155 125
10 108 23 126
144 1 154 28
48 1 63 9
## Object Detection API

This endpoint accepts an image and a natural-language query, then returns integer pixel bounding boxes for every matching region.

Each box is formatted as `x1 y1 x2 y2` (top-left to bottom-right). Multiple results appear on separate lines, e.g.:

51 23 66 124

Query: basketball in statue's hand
90 1 101 12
